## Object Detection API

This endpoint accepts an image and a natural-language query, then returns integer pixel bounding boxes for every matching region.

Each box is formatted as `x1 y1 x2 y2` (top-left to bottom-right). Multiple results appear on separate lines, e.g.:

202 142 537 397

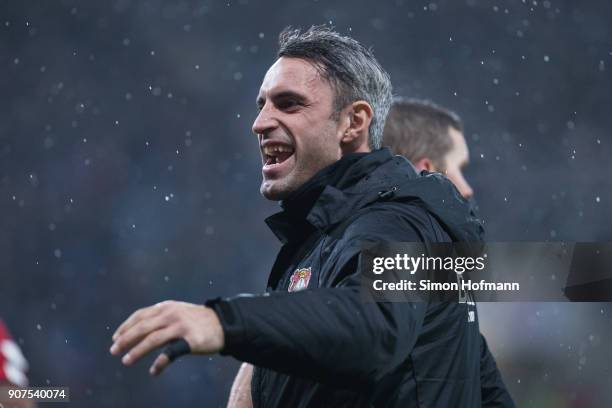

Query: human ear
413 157 436 172
341 101 373 144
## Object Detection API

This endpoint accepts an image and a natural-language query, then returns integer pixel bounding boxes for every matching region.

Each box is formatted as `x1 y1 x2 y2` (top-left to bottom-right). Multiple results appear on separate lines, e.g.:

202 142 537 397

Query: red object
288 267 312 292
0 319 29 386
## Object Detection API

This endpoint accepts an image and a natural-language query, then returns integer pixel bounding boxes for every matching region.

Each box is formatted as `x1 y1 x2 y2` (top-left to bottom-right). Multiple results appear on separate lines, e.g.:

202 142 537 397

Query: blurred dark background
1 0 611 406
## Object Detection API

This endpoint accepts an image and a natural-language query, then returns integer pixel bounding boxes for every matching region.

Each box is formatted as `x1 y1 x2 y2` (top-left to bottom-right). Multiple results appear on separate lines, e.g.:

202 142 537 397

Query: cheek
296 123 340 160
444 166 461 185
447 168 470 192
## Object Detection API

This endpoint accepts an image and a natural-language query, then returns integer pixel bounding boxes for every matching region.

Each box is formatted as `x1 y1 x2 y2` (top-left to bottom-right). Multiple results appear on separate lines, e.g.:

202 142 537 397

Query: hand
110 300 224 376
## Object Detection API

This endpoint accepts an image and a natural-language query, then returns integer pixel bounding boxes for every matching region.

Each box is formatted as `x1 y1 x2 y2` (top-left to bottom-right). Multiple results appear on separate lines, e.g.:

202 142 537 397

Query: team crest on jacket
288 267 311 292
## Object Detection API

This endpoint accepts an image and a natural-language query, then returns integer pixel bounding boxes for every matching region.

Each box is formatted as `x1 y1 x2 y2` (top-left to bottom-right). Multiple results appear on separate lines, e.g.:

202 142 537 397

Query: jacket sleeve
480 333 516 407
206 209 428 389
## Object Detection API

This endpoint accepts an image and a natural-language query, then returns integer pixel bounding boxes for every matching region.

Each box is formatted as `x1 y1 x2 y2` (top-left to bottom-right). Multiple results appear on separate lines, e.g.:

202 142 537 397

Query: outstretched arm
109 210 428 388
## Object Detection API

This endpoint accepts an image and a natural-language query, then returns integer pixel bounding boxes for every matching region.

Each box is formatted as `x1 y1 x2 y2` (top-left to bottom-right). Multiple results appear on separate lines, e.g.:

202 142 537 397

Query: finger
113 308 149 342
113 302 165 341
149 353 170 376
121 327 178 366
110 314 167 355
162 338 191 362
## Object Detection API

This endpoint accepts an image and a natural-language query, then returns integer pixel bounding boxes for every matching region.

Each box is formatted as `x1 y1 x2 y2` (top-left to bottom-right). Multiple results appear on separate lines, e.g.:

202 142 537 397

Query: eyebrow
256 90 308 108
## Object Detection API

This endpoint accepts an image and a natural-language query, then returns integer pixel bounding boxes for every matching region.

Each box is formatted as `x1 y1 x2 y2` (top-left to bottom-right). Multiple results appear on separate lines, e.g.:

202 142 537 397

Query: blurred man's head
383 98 473 199
253 26 393 201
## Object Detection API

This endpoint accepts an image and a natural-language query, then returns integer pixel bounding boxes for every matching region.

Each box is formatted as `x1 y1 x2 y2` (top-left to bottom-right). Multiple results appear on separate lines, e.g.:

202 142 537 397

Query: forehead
257 57 332 99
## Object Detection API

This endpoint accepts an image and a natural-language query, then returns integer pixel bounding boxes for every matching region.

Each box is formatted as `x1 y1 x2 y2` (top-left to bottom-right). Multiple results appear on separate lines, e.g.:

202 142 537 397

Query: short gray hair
277 25 393 150
383 98 464 169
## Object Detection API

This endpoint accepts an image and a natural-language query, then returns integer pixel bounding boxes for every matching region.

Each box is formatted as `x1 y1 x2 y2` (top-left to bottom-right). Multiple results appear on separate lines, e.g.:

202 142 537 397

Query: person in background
383 97 514 406
383 98 473 199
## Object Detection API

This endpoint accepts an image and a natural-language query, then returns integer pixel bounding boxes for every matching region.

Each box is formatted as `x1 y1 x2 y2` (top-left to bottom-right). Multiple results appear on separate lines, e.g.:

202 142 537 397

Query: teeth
263 145 293 155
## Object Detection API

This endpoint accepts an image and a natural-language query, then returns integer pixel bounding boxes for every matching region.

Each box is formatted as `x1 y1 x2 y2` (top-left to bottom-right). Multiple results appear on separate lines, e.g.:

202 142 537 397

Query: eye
277 99 301 111
255 97 266 112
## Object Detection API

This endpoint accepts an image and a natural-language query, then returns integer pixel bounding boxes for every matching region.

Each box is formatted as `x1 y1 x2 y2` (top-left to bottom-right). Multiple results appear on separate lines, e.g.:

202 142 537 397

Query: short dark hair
382 98 463 169
277 25 393 150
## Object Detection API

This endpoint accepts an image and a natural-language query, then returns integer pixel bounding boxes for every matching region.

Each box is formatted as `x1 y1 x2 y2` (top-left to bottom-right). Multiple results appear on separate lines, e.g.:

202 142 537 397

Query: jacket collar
265 148 401 244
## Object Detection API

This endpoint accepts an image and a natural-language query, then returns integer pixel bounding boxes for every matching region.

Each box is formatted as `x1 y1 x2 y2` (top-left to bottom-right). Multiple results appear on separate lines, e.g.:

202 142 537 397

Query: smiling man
257 56 371 200
110 26 499 407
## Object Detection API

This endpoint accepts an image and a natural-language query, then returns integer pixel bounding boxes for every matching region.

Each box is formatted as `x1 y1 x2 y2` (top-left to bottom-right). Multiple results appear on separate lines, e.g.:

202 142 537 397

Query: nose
252 104 278 136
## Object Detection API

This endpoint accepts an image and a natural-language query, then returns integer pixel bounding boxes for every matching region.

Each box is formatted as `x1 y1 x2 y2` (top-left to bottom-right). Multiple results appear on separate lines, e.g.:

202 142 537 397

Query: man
0 319 33 408
383 98 473 199
110 26 501 407
383 98 515 406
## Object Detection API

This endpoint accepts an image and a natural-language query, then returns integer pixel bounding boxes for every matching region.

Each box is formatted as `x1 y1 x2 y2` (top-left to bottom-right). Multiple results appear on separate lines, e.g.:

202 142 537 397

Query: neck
341 142 370 156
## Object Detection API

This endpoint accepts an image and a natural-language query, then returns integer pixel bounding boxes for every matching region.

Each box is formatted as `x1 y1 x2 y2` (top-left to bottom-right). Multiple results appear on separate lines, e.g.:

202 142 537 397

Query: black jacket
207 148 514 407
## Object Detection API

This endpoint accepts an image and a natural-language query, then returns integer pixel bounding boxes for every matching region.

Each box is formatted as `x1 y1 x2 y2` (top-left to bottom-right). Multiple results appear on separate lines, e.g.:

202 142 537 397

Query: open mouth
262 144 295 168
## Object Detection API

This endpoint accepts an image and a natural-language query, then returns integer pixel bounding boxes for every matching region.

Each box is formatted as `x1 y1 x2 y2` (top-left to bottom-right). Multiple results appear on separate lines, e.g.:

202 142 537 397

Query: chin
260 180 292 201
